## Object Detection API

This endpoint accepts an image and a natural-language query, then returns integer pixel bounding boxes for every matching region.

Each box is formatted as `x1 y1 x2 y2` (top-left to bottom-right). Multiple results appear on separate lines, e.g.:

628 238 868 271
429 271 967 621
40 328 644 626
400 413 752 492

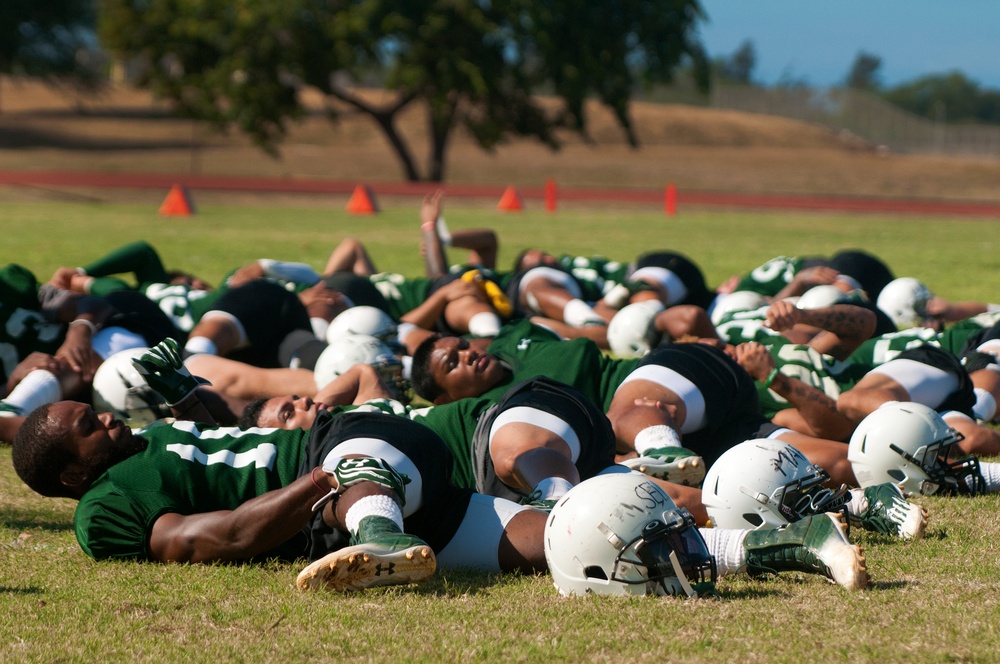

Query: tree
714 39 756 85
845 51 882 91
882 71 1000 124
99 0 709 182
0 0 102 81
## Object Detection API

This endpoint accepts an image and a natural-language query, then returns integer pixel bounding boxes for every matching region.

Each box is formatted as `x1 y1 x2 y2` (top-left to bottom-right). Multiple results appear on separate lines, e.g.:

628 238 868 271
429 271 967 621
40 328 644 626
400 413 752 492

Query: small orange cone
497 185 523 212
664 183 677 216
544 179 557 212
346 184 379 214
159 183 195 216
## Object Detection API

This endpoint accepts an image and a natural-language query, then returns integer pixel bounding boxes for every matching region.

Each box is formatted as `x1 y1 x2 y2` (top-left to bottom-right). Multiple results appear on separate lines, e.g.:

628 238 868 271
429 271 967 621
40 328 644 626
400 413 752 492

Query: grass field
3 199 1000 662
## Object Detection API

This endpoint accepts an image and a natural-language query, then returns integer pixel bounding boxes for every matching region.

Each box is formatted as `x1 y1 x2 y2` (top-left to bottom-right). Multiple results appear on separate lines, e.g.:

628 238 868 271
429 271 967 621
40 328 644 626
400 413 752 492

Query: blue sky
696 1 1000 89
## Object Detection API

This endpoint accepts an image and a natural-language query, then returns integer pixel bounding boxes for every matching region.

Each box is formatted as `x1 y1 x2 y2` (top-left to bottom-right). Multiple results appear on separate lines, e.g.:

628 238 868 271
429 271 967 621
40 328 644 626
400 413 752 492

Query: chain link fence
711 84 1000 160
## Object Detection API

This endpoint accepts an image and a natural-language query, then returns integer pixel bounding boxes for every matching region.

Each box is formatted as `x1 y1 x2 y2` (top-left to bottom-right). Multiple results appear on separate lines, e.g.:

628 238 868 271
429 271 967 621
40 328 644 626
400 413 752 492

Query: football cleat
743 512 868 591
848 482 928 540
296 534 436 592
620 446 705 487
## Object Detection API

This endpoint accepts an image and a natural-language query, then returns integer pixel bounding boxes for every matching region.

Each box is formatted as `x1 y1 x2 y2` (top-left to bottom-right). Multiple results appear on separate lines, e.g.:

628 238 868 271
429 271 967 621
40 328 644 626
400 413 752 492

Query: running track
3 169 1000 217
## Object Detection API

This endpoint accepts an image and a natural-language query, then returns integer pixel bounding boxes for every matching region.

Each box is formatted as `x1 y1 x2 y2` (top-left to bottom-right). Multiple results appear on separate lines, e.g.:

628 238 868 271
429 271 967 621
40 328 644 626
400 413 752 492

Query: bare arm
148 472 330 563
315 363 393 405
766 302 876 360
184 354 319 401
734 342 855 442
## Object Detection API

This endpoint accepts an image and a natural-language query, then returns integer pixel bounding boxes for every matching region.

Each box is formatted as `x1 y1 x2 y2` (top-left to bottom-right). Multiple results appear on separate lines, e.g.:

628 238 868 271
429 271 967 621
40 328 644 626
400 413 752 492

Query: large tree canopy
1 0 101 82
99 0 708 181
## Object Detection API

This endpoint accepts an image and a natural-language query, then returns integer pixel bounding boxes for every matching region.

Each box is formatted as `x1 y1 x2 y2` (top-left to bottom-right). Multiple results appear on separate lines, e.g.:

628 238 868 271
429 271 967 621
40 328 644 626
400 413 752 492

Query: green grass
3 199 1000 662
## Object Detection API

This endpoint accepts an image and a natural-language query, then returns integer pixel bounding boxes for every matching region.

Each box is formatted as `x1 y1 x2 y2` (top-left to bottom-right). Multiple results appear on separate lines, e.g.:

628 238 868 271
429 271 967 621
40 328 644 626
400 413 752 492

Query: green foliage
98 0 708 181
0 0 102 84
845 51 882 91
713 38 756 85
882 70 1000 124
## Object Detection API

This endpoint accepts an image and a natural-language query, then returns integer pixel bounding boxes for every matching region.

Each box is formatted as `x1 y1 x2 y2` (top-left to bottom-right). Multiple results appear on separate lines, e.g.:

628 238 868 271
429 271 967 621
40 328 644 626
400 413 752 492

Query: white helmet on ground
313 334 405 394
326 306 397 344
607 300 666 358
92 347 171 426
796 285 847 309
876 277 934 329
544 473 716 597
710 290 768 326
848 401 982 496
702 439 848 530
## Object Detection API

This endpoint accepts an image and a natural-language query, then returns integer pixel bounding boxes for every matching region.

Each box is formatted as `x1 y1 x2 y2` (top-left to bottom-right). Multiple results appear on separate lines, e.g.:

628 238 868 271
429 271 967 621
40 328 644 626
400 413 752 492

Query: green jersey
714 307 783 346
367 272 434 321
0 264 64 379
846 318 991 369
735 256 804 297
140 283 223 333
75 420 308 561
480 319 637 411
755 341 863 420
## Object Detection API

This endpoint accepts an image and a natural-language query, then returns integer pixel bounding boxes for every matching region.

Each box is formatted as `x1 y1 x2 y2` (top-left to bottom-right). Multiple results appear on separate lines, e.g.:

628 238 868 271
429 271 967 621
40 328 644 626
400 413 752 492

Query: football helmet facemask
544 473 716 598
702 438 849 530
848 401 982 496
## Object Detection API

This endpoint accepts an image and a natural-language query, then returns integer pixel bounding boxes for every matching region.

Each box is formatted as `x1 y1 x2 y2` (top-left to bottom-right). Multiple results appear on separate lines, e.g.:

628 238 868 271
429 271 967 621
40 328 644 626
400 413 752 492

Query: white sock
184 336 218 356
973 461 1000 494
4 370 62 414
344 494 404 535
972 388 997 422
532 477 575 501
697 527 749 576
634 425 683 455
467 311 502 337
844 488 868 518
562 299 605 327
310 317 330 341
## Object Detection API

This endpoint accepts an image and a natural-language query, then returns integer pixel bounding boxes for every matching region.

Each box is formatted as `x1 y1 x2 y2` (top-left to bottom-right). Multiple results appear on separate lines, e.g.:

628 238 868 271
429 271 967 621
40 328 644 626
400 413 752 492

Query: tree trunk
427 97 458 182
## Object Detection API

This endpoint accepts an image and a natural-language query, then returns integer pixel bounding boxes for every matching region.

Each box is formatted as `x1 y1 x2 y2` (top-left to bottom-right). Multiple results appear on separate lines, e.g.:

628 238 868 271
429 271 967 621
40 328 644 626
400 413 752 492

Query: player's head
12 401 146 499
243 395 327 430
411 335 509 404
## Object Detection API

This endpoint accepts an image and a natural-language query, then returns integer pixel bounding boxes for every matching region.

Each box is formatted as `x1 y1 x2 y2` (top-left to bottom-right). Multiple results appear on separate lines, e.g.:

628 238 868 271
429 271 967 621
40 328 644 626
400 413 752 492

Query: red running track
2 169 999 217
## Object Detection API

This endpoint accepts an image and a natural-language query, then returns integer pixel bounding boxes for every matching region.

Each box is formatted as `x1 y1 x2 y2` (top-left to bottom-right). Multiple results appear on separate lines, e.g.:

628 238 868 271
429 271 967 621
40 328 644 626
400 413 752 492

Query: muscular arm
767 303 876 360
148 472 330 563
316 363 393 405
734 342 856 442
185 354 319 400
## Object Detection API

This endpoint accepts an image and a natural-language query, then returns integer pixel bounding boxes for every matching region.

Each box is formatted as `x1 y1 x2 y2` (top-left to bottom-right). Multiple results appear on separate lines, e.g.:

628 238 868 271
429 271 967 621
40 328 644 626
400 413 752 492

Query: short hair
410 334 444 402
11 404 75 499
238 398 269 429
512 249 533 274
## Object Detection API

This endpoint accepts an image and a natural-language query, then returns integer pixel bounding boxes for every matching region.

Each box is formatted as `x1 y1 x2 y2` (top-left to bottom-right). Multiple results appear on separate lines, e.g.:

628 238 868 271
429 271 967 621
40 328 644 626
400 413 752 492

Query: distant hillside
3 76 1000 202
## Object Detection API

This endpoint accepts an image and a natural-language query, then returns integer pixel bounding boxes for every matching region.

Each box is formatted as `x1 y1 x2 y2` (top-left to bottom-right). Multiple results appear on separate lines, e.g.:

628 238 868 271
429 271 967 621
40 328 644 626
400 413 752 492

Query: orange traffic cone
346 184 379 214
664 183 677 216
159 183 195 216
497 185 523 212
544 179 557 212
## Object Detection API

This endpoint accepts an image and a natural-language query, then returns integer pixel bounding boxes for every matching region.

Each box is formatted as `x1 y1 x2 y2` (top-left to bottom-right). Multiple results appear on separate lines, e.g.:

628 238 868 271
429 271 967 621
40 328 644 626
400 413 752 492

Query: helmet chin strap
667 550 698 598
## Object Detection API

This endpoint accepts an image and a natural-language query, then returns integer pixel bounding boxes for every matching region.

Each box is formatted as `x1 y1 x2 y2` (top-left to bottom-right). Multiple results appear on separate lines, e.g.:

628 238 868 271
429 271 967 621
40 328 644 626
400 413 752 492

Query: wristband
762 368 780 389
69 319 97 335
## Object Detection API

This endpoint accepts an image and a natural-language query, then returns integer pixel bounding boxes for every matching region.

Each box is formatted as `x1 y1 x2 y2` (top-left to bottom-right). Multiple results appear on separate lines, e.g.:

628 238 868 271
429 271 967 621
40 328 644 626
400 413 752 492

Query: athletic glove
131 338 208 406
322 457 410 506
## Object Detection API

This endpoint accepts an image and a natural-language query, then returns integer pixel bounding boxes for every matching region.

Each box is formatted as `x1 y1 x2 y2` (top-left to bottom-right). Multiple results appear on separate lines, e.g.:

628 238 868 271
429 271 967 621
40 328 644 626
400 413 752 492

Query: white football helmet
313 334 405 394
710 290 768 326
544 473 716 597
796 285 847 310
607 300 666 358
848 401 982 496
92 347 171 426
702 439 848 530
326 306 397 344
876 277 933 329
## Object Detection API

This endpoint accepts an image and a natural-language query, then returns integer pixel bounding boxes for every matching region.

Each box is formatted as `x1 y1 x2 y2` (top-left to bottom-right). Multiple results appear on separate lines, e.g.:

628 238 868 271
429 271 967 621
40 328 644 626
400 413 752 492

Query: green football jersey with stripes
75 420 308 561
735 256 804 297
